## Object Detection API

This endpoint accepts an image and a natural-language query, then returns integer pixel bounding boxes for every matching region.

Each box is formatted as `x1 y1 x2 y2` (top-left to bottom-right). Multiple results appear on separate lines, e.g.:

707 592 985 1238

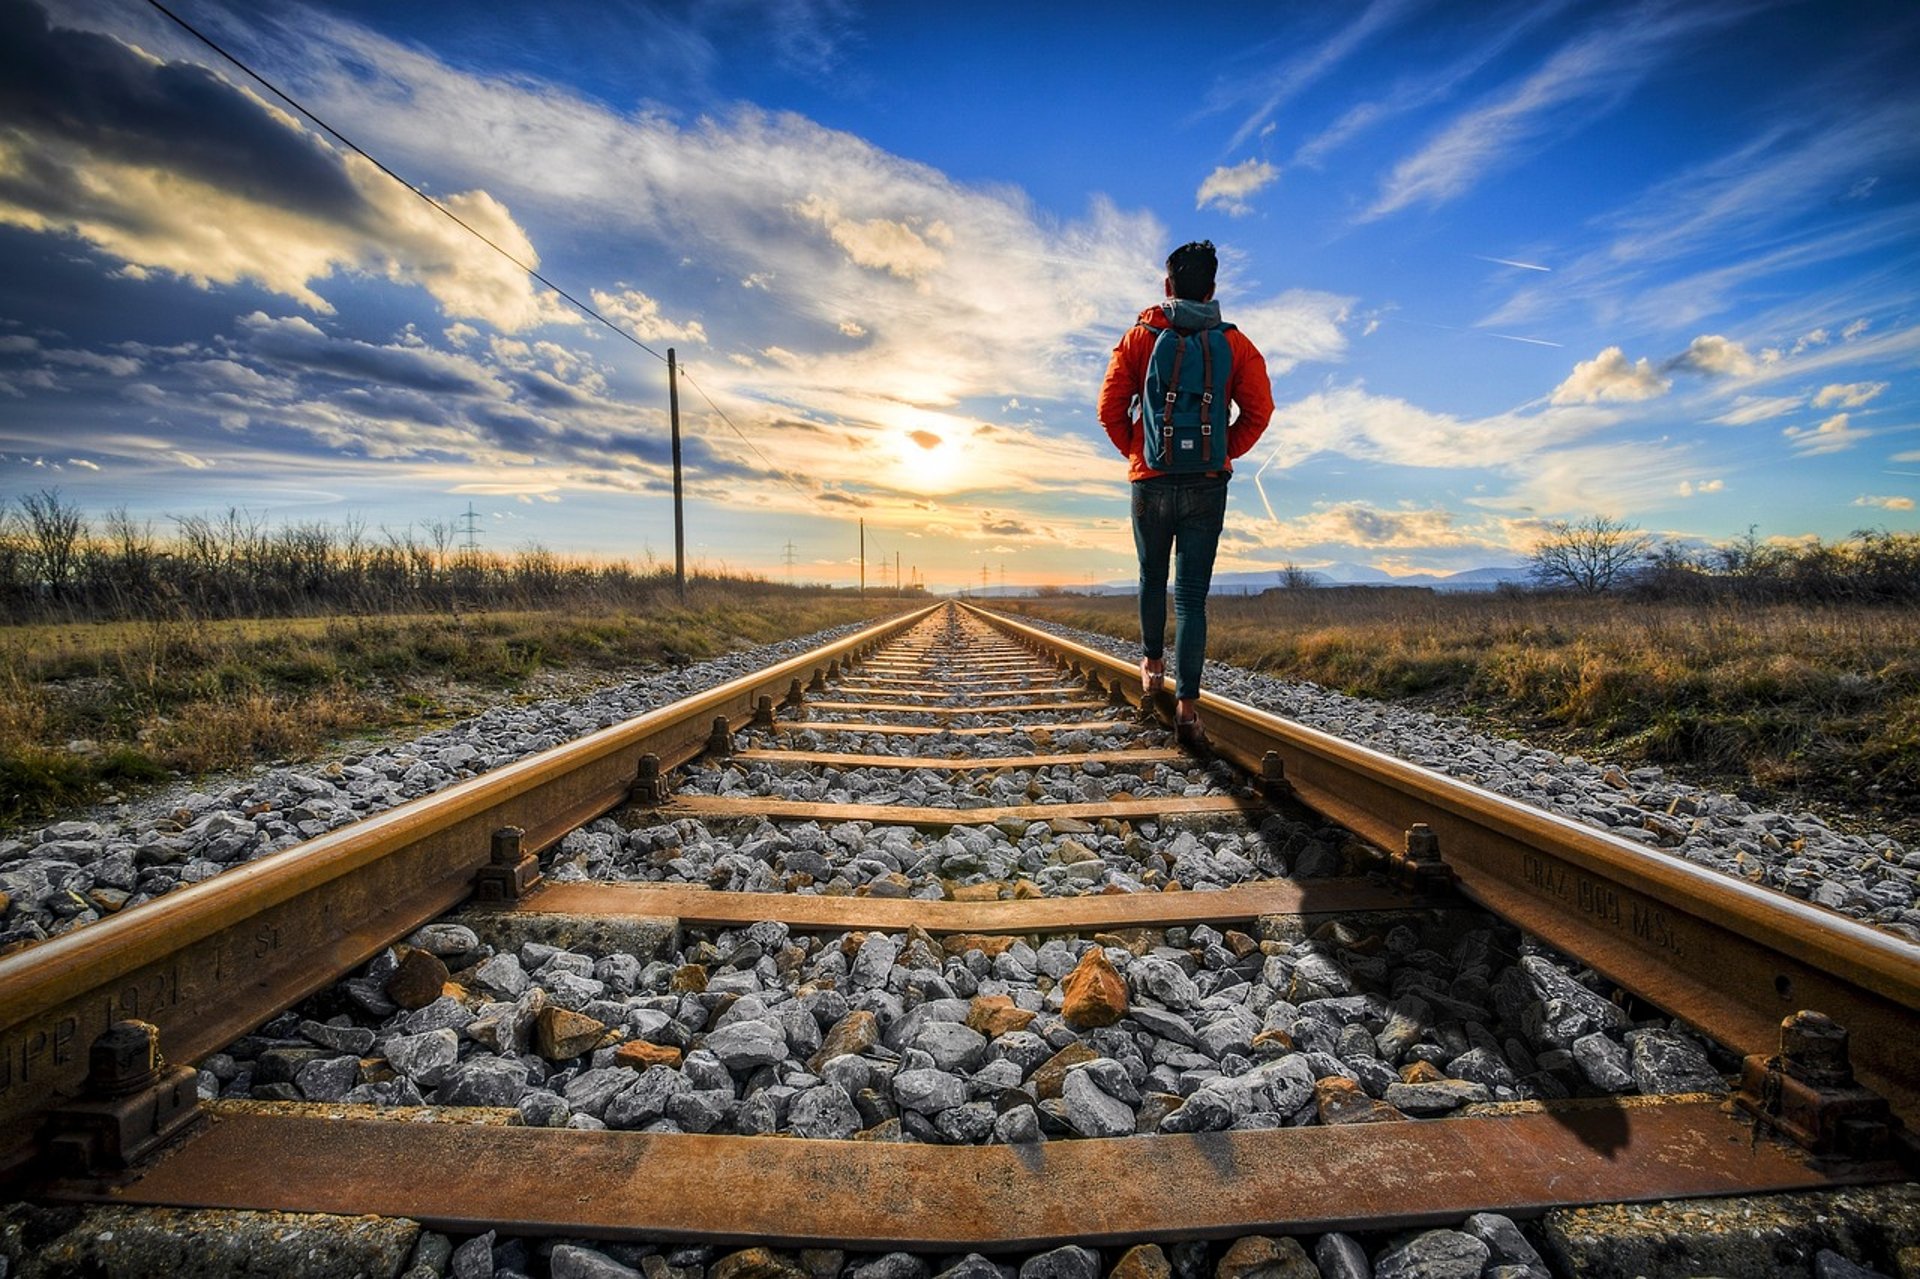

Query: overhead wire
143 0 898 563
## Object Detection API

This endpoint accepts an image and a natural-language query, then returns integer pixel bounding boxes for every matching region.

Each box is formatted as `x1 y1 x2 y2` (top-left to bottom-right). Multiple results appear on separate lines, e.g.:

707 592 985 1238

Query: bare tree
1276 562 1318 590
1527 515 1651 594
21 488 85 594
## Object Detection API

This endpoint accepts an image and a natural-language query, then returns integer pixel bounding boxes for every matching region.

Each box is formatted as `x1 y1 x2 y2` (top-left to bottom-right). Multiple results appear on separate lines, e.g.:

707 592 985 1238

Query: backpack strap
1199 332 1215 464
1160 333 1186 462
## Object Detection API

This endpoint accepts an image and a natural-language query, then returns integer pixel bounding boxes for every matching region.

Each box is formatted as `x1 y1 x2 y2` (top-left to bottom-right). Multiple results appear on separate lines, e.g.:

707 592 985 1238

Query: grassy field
1 589 919 827
1009 589 1920 843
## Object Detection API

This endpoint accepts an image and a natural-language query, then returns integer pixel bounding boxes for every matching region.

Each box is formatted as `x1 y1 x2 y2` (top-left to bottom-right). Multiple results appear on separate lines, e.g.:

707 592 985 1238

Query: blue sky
2 0 1916 590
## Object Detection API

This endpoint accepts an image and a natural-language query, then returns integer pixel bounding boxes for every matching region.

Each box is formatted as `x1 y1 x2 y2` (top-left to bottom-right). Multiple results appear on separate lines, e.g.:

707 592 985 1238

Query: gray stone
438 1057 530 1108
705 1019 790 1072
1061 1070 1135 1138
299 1020 377 1056
456 910 678 962
604 1065 692 1128
294 1055 361 1103
1628 1029 1725 1095
1815 1249 1889 1279
1383 1080 1491 1115
790 1084 862 1139
385 1029 459 1085
664 1088 731 1133
451 1230 495 1279
851 1253 930 1279
1128 956 1201 1010
407 923 480 957
1018 1245 1099 1279
914 1021 989 1074
934 1255 1013 1279
475 952 530 998
1314 1232 1370 1279
1158 1078 1245 1133
993 1104 1042 1145
1464 1213 1543 1268
850 933 901 987
518 1092 571 1127
1571 1032 1633 1093
551 1243 643 1279
893 1068 967 1114
1374 1229 1489 1279
564 1067 636 1118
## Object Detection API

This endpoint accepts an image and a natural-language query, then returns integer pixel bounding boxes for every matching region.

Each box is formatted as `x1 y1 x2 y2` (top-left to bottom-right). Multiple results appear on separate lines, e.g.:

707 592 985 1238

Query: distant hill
958 563 1531 598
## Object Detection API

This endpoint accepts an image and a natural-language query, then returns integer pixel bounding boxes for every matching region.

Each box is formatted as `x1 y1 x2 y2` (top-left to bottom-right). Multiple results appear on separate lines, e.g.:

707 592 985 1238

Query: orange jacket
1098 304 1274 482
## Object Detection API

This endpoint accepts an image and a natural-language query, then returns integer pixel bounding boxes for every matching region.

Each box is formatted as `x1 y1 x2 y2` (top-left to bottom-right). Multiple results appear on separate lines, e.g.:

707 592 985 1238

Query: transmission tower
459 502 481 552
782 540 797 581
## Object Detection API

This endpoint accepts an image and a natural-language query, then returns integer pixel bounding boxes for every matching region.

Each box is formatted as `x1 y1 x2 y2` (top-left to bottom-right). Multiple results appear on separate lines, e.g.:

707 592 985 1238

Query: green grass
1010 590 1920 843
1 587 918 827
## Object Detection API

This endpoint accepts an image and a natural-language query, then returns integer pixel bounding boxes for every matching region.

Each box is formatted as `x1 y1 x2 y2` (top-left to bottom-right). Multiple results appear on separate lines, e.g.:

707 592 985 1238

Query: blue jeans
1132 475 1229 701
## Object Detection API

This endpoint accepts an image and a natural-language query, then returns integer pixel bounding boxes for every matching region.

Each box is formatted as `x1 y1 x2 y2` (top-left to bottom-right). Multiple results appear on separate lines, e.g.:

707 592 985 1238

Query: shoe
1140 656 1166 695
1176 712 1209 751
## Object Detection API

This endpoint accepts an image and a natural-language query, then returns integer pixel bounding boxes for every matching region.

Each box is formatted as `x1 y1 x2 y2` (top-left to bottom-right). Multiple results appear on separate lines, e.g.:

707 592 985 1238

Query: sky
1 0 1917 591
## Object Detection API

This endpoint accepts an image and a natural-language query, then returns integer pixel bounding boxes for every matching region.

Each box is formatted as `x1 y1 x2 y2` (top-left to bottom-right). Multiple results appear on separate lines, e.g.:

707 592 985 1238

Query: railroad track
0 601 1915 1276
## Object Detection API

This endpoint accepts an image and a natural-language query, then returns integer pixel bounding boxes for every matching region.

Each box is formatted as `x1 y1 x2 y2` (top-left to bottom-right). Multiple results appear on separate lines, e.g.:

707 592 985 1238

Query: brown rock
1400 1060 1446 1084
615 1040 683 1070
1060 948 1128 1029
1215 1235 1317 1279
87 887 130 914
1224 930 1260 958
669 963 708 993
709 1247 807 1279
0 890 10 915
966 995 1037 1039
1031 1042 1099 1101
1315 1076 1407 1126
1011 880 1044 900
1161 879 1184 892
1134 1092 1185 1134
860 871 913 898
1092 928 1161 956
358 1057 395 1085
385 947 450 1011
808 1009 880 1074
951 881 1005 902
800 1251 845 1279
1110 1244 1171 1279
535 1006 607 1061
1250 1028 1295 1058
941 933 1017 958
854 1118 905 1142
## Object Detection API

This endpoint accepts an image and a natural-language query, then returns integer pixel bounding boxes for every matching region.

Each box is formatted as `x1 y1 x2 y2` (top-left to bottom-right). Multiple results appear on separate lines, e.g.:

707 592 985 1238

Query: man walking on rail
1098 240 1273 747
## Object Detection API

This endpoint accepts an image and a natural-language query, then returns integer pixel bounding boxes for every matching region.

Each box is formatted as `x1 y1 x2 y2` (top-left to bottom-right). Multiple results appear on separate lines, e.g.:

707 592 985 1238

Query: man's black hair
1166 240 1217 300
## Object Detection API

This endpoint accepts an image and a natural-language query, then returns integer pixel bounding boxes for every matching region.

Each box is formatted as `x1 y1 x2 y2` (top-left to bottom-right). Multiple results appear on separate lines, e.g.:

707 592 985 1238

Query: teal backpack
1139 313 1235 473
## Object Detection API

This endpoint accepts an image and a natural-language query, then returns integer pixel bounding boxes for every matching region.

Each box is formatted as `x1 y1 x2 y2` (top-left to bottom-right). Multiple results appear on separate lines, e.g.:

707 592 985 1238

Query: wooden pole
668 348 685 602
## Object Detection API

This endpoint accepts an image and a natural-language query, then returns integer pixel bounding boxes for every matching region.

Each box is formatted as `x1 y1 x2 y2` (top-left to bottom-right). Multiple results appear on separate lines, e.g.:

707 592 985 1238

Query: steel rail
967 605 1920 1130
0 604 939 1174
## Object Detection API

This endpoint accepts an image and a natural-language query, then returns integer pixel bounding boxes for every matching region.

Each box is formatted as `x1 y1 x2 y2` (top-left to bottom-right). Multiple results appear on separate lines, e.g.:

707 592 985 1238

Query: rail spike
475 824 543 902
1390 822 1453 892
45 1020 203 1179
632 753 670 807
1735 1010 1893 1162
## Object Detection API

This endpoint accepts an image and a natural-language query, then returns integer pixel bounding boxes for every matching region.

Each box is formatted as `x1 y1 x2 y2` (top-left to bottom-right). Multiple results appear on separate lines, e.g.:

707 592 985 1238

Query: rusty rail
968 604 1920 1133
0 604 938 1175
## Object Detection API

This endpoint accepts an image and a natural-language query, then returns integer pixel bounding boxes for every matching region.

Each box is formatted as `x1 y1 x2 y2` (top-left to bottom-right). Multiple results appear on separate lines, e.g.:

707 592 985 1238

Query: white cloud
1195 160 1280 217
1890 449 1920 463
790 195 950 281
1666 334 1756 378
1550 347 1670 405
1812 381 1888 409
0 7 568 332
589 287 708 344
1713 395 1802 425
1366 6 1736 219
1853 494 1915 511
1842 318 1871 341
1676 478 1724 498
1229 290 1352 376
1784 412 1869 455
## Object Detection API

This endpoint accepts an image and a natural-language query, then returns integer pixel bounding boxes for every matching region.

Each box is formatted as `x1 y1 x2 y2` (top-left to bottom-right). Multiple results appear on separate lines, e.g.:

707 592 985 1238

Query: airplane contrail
1487 332 1564 347
1475 255 1551 271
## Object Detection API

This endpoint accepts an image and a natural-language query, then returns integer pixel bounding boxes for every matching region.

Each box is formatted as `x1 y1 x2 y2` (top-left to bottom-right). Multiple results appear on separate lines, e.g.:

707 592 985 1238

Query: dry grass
1 587 916 827
1011 590 1920 841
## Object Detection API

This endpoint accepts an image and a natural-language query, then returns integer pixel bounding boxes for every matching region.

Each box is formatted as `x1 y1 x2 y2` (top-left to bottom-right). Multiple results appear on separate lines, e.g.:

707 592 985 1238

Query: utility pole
859 518 866 597
999 561 1006 594
981 564 989 592
896 551 902 597
782 540 797 582
668 348 685 602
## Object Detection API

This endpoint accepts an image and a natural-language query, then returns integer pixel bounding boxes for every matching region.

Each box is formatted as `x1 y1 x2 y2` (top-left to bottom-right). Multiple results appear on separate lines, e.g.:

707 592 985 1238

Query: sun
895 426 955 494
